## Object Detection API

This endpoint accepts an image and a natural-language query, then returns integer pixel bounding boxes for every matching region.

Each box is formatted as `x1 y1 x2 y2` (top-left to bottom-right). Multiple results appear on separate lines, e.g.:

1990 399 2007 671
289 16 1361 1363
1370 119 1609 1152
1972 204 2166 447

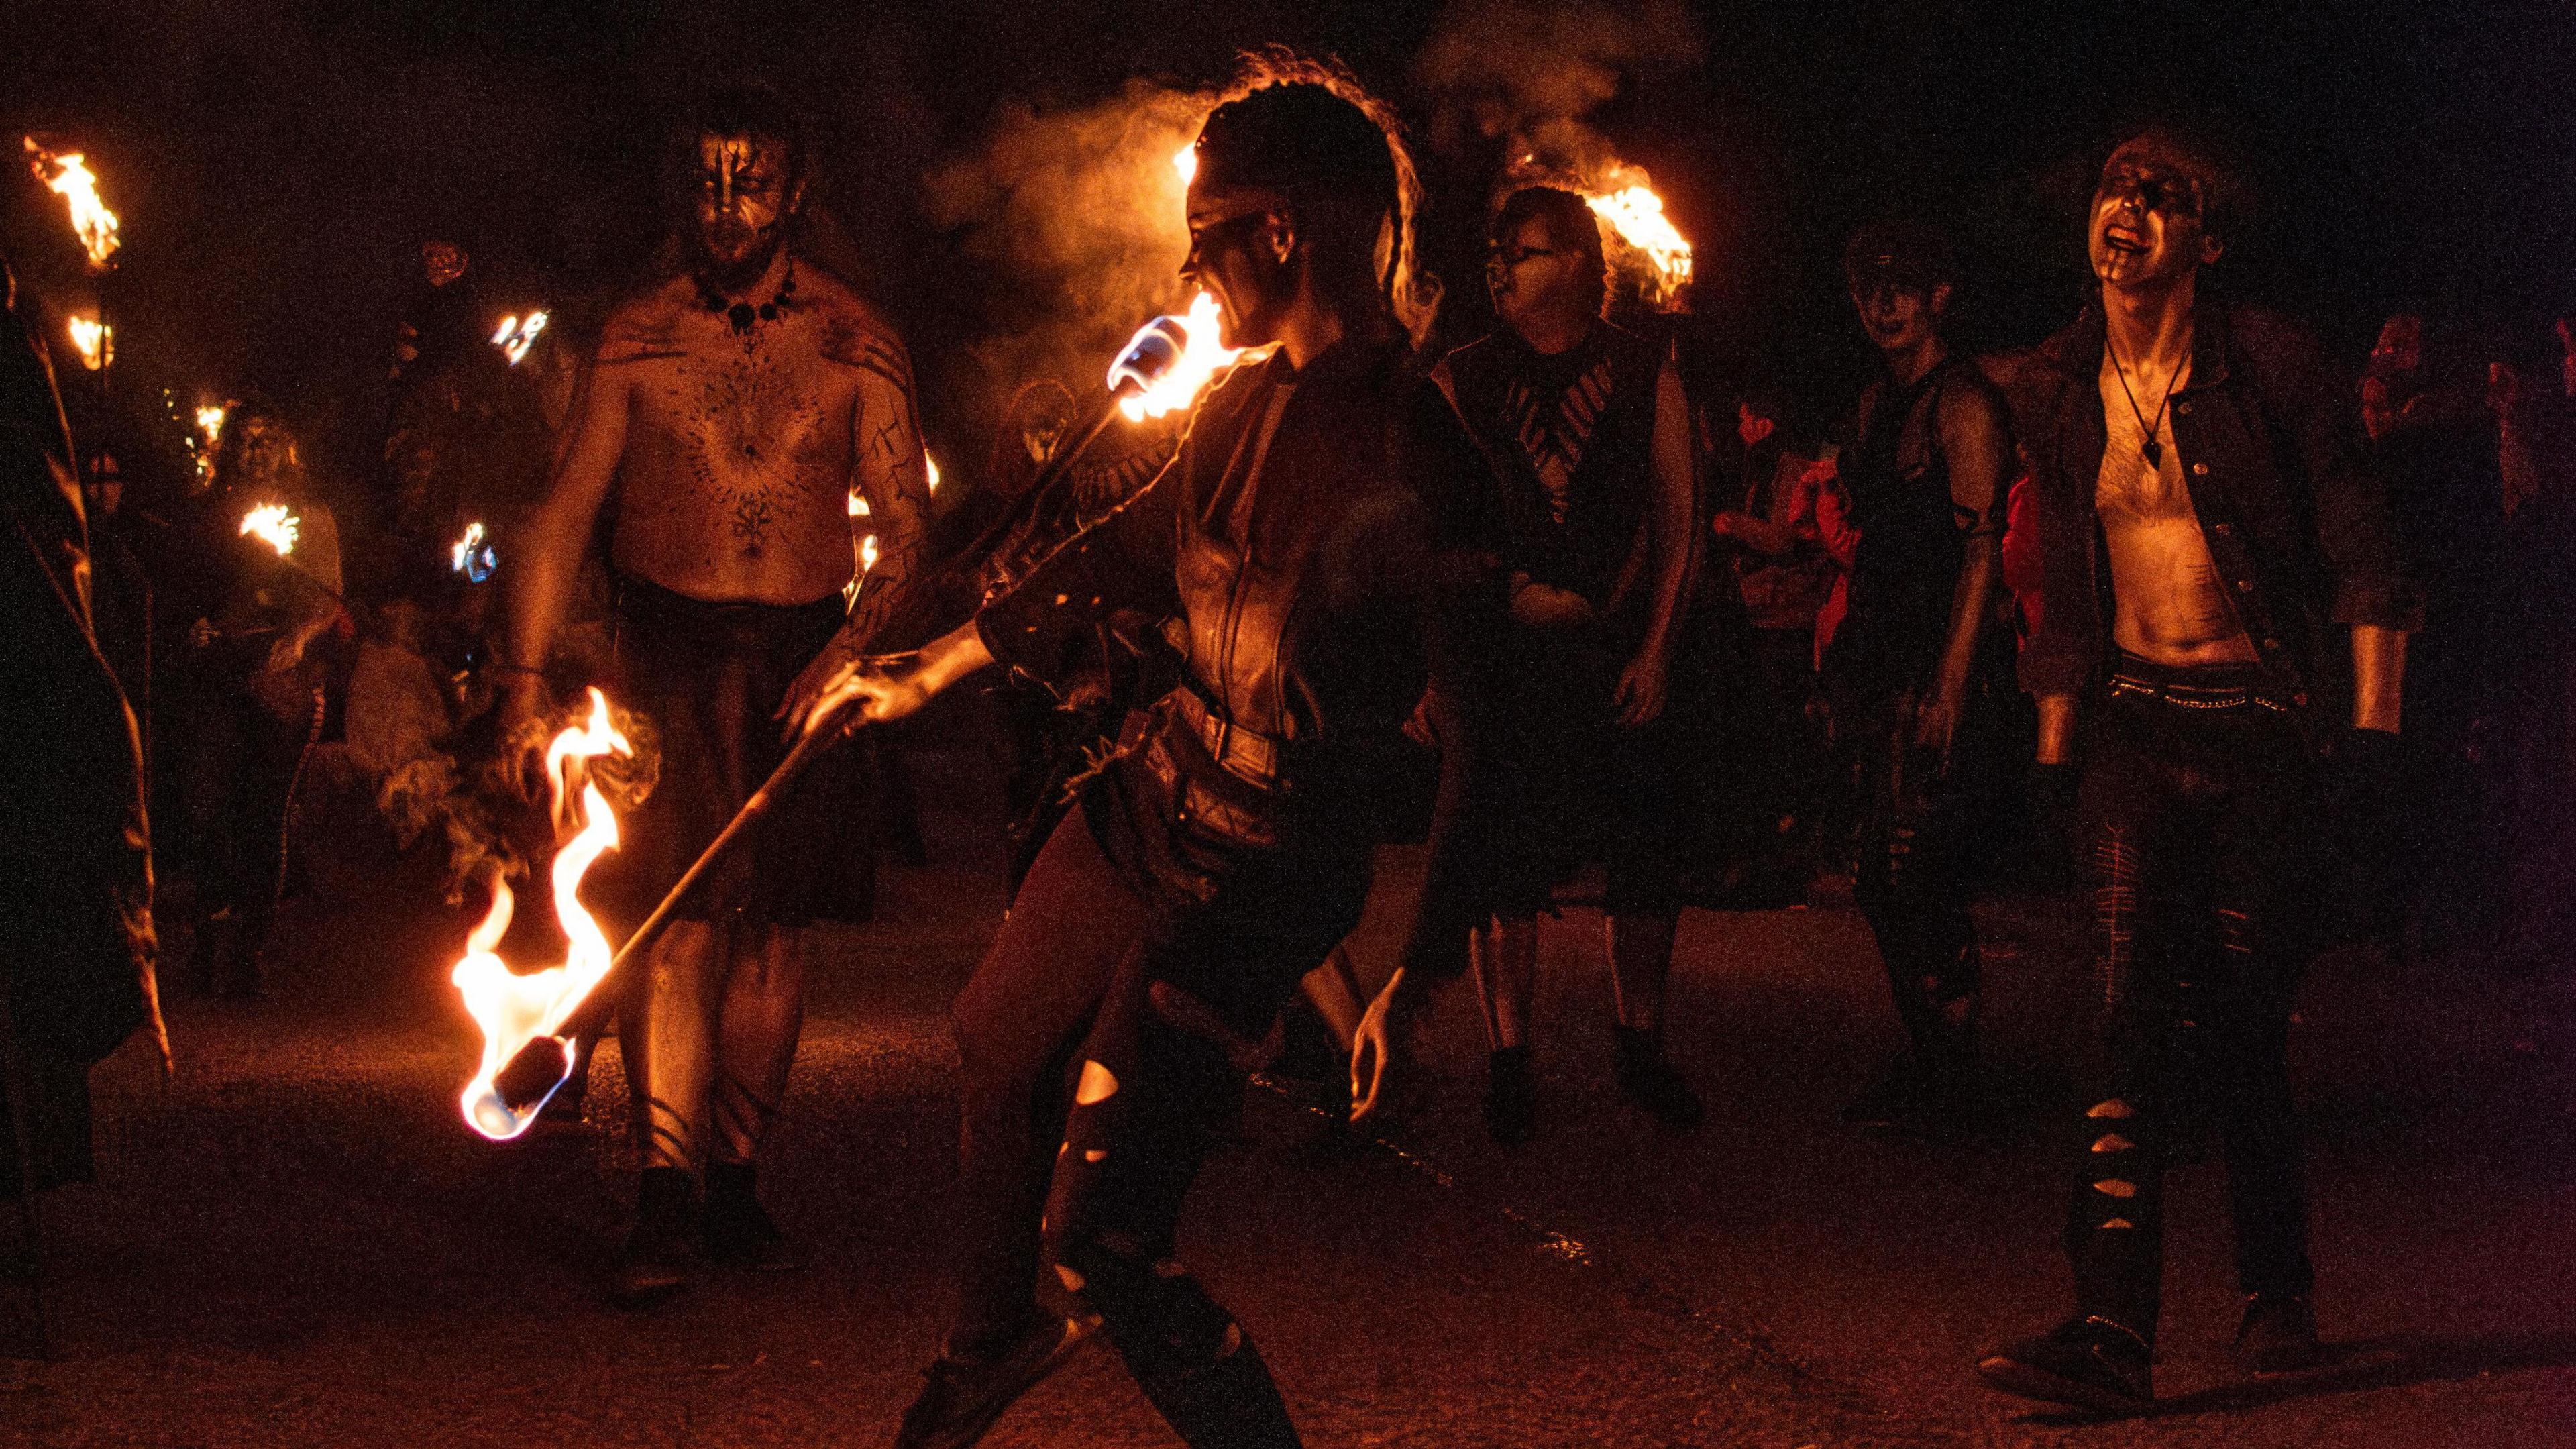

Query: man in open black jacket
1976 130 2418 1412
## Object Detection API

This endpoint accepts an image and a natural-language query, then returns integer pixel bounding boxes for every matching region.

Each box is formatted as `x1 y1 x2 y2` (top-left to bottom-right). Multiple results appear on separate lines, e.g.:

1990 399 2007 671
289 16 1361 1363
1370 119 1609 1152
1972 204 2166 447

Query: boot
1613 1026 1703 1128
612 1167 697 1306
701 1161 804 1272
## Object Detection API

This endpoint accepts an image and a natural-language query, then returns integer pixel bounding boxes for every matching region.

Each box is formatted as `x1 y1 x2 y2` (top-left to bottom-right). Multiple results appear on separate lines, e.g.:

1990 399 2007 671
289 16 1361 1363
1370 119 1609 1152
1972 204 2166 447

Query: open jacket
2017 295 2421 714
977 335 1507 983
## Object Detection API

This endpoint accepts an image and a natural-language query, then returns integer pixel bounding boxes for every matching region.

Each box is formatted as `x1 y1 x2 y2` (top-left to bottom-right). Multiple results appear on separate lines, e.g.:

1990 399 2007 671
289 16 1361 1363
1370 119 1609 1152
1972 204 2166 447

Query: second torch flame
23 139 119 268
1116 292 1244 423
452 688 633 1140
239 503 299 557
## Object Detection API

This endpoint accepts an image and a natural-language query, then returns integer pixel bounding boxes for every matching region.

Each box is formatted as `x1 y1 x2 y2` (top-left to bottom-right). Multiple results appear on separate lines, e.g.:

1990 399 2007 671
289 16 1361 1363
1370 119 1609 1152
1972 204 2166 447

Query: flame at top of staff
1586 182 1692 305
64 315 111 371
451 687 634 1140
491 311 549 366
240 503 299 557
195 404 227 449
23 139 119 268
1173 144 1197 188
1112 292 1250 423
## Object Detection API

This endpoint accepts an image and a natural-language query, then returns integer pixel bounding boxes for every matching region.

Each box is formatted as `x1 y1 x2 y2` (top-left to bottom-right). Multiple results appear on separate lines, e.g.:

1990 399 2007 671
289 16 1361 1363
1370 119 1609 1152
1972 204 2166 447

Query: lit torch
451 688 633 1140
239 502 300 557
1585 173 1693 309
490 311 549 366
23 138 120 270
1113 291 1246 423
192 402 226 484
64 315 112 371
450 521 496 582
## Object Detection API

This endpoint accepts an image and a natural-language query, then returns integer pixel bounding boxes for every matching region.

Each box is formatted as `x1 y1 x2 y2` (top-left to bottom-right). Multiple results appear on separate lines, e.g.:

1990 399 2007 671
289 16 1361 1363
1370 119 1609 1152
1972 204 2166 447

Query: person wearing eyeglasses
1430 184 1701 1143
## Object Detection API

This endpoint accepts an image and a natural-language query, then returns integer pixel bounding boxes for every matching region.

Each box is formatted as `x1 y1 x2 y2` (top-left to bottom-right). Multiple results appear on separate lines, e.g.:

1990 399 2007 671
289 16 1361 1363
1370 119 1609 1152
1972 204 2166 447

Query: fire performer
802 70 1502 1449
1430 185 1701 1142
499 87 932 1303
177 402 349 1000
1977 129 2417 1410
1823 220 2014 1131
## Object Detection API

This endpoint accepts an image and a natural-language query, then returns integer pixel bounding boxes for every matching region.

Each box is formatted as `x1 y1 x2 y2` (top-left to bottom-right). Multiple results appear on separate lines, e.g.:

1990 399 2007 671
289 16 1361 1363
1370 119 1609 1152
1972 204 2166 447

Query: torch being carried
455 298 1251 1136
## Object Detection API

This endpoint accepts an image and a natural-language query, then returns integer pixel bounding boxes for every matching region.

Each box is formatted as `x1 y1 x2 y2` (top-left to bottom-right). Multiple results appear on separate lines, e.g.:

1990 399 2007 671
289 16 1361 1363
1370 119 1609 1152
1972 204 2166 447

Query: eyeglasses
1486 244 1562 269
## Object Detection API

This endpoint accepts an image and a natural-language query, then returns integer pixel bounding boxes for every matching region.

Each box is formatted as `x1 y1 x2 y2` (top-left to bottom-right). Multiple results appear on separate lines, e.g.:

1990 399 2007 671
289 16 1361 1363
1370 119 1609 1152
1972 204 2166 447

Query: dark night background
7 0 2573 492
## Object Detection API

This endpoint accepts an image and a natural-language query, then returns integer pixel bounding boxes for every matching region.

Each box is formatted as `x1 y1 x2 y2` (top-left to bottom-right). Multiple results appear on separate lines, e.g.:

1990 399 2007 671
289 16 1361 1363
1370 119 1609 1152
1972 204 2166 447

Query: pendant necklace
696 259 798 337
2106 334 2182 470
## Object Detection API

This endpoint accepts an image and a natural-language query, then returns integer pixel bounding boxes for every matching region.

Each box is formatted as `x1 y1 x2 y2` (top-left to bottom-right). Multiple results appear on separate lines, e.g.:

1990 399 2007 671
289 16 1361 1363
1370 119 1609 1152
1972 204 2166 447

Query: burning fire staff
1824 221 2013 1131
1431 184 1701 1142
500 87 932 1303
1978 130 2417 1411
804 71 1503 1449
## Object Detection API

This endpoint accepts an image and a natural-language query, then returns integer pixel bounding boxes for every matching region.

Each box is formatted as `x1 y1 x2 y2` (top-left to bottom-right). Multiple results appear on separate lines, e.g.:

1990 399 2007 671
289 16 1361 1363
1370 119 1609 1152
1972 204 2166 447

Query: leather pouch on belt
1122 696 1283 905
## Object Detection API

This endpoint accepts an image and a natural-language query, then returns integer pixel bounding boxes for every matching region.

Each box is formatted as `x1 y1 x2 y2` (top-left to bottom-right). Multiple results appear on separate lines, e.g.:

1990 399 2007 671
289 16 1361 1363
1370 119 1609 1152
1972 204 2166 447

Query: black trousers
2066 660 2317 1341
1842 688 1980 1055
951 802 1320 1447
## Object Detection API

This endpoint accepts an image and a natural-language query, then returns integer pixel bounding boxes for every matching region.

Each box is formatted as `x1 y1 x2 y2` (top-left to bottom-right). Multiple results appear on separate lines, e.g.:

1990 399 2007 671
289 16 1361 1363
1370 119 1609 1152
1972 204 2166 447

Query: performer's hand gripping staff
480 305 1228 1127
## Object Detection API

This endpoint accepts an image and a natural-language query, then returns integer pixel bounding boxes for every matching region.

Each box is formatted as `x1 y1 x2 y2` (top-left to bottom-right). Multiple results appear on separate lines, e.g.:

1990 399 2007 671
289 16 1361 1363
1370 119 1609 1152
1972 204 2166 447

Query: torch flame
450 521 496 582
23 139 120 268
1173 144 1197 188
490 310 549 366
65 315 111 371
239 503 300 557
1585 184 1693 305
451 688 633 1140
1114 292 1247 423
195 404 227 448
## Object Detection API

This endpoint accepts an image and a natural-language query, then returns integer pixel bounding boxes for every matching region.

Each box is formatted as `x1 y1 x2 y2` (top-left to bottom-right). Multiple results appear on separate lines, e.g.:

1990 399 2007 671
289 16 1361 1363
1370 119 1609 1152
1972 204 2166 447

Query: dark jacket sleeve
2015 362 2100 697
1392 381 1512 982
2240 310 2424 633
975 443 1183 686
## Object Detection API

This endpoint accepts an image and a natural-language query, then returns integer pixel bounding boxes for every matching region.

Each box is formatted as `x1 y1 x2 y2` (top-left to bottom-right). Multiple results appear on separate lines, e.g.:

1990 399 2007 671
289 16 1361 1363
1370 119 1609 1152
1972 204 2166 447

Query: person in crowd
501 86 934 1303
1978 127 2418 1411
1431 184 1701 1144
1822 220 2014 1130
1710 386 1833 906
176 400 349 1000
0 251 166 1206
801 67 1503 1449
2487 321 2576 973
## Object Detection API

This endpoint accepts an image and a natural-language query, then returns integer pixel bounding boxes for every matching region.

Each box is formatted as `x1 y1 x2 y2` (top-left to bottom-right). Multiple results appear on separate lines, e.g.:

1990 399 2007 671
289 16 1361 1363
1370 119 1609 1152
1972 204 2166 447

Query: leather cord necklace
2106 333 2183 470
695 259 797 337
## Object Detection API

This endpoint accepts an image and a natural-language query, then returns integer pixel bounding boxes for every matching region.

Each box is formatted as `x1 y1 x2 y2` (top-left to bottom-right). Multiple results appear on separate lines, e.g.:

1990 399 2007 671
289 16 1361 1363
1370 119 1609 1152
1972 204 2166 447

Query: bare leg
1472 917 1540 1142
1607 910 1699 1126
1471 916 1538 1051
625 918 724 1171
712 923 807 1165
1297 946 1364 1053
1605 912 1677 1032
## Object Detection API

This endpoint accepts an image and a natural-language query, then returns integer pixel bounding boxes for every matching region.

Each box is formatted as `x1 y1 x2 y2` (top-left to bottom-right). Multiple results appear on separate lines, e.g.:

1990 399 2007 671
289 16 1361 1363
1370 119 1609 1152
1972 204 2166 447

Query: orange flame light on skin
1116 292 1246 423
490 311 549 366
452 688 633 1140
23 139 120 268
239 503 299 557
65 315 111 370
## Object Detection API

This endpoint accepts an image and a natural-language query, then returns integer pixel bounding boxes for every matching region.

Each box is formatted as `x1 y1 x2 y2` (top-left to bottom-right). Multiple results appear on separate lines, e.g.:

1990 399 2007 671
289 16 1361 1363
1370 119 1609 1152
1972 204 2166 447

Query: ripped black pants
2067 659 2316 1344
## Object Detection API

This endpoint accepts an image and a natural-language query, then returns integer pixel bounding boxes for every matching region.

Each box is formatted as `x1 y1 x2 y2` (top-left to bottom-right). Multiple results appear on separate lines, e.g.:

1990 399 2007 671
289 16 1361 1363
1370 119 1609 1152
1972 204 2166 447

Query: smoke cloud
920 80 1209 425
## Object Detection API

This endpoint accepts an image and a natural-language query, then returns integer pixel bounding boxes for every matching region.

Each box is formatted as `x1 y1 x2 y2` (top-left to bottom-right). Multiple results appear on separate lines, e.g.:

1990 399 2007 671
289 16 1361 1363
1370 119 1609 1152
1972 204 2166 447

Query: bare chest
621 329 859 550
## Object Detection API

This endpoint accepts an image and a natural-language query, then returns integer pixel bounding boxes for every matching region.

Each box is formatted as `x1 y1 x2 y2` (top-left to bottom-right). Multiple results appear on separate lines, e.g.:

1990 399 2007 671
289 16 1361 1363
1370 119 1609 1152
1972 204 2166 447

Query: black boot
1483 1046 1536 1145
1977 1313 2153 1413
1613 1026 1703 1128
612 1166 697 1307
2233 1292 2320 1375
701 1161 804 1272
894 1314 1093 1449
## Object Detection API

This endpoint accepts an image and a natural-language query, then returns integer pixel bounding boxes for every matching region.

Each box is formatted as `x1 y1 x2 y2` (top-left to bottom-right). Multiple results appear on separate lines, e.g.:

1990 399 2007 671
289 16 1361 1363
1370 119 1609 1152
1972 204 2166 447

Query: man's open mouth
2103 227 2147 255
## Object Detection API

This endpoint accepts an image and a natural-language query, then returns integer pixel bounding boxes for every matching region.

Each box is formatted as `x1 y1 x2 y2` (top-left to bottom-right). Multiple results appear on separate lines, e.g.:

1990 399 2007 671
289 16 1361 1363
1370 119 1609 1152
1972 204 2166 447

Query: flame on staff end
490 311 549 366
451 688 633 1140
450 521 496 582
1585 178 1693 306
65 315 111 370
196 404 227 448
1114 292 1247 423
23 139 120 268
1173 144 1197 187
239 503 299 557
